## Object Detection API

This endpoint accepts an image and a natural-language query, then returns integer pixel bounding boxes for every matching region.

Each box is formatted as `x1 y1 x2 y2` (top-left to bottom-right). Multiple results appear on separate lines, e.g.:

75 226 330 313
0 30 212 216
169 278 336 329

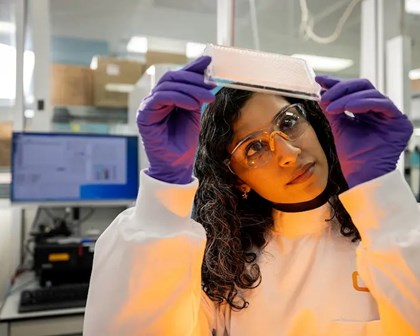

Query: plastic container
203 44 321 101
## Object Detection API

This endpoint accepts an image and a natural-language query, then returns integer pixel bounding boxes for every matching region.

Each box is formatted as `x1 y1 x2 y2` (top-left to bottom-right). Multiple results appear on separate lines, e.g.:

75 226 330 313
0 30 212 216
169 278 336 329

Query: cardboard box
145 51 187 68
93 57 145 108
0 122 12 167
412 79 420 94
51 64 93 106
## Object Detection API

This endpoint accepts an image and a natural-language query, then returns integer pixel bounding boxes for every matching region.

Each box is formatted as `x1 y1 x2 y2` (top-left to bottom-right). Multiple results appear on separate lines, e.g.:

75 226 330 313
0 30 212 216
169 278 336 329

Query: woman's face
227 93 329 204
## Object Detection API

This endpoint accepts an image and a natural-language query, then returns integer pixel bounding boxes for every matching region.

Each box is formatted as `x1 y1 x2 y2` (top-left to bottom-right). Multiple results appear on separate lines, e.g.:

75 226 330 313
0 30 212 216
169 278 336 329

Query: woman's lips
287 163 315 185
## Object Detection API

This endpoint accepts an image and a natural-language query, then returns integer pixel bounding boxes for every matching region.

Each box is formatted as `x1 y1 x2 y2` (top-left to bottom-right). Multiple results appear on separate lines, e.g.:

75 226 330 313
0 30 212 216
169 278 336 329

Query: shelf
52 105 128 124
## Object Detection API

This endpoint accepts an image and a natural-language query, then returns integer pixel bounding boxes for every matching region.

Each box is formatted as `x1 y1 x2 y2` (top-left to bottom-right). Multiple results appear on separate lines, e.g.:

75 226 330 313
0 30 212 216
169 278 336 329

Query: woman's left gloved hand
315 75 413 188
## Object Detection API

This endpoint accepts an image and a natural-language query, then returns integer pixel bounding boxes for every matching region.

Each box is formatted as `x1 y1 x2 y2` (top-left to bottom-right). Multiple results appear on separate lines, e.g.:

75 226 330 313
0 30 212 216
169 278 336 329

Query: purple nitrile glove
315 75 413 188
136 56 216 184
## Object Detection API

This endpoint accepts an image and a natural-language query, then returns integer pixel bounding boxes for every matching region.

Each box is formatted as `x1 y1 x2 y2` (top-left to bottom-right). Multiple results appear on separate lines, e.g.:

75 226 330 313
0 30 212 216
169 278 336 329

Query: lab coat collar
272 201 332 238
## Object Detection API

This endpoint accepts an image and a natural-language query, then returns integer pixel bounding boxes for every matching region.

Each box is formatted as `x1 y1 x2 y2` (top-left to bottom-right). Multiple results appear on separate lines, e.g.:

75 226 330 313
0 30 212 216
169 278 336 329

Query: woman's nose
272 134 301 167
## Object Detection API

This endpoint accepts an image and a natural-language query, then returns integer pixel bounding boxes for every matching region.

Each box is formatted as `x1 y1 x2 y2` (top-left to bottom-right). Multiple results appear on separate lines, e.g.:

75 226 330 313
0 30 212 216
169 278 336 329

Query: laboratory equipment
203 44 321 101
11 132 139 204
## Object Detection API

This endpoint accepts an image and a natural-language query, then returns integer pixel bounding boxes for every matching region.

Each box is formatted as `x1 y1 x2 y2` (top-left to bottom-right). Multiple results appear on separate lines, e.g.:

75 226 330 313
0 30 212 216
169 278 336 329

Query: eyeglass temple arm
269 130 290 151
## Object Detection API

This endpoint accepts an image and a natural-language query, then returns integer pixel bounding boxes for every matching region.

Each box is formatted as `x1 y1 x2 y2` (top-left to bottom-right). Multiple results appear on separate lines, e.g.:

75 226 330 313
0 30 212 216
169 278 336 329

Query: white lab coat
83 170 420 336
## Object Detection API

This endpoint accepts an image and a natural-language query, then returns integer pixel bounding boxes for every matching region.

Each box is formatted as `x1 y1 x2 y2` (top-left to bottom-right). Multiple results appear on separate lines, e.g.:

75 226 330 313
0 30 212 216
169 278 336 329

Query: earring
242 188 249 200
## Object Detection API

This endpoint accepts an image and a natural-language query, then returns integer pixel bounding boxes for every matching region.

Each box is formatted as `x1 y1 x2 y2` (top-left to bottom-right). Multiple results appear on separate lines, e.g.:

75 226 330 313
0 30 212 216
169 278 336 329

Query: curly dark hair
193 87 360 311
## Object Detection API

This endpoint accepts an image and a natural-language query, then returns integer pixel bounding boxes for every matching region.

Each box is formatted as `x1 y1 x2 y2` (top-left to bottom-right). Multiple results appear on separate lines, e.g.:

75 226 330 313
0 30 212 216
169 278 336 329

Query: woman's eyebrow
232 106 289 148
232 130 264 148
271 104 291 123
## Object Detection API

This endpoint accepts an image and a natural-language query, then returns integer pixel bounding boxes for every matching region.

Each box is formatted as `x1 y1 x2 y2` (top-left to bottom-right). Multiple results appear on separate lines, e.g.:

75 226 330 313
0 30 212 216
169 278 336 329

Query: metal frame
360 0 385 91
217 0 235 46
27 0 52 132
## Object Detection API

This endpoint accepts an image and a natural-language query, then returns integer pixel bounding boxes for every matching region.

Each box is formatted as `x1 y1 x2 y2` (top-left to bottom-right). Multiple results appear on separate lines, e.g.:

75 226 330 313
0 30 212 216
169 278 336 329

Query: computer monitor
11 132 139 205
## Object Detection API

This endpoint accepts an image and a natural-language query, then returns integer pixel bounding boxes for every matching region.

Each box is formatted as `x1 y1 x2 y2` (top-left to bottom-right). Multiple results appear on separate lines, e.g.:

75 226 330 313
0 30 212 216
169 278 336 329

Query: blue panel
51 36 110 66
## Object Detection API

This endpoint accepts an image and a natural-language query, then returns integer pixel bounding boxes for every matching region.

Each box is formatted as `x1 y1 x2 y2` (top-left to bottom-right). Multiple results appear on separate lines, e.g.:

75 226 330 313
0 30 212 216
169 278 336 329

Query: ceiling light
186 42 206 59
291 54 354 72
409 68 420 80
127 36 148 54
0 21 15 34
406 0 420 14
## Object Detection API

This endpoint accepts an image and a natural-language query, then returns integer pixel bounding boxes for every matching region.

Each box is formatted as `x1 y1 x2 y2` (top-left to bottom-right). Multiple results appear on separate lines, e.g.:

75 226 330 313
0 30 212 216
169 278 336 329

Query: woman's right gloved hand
136 56 216 184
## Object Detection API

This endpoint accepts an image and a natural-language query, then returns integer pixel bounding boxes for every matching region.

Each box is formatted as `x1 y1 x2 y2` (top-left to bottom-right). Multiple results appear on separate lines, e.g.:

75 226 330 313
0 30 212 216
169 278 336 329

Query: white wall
412 96 420 120
0 203 20 306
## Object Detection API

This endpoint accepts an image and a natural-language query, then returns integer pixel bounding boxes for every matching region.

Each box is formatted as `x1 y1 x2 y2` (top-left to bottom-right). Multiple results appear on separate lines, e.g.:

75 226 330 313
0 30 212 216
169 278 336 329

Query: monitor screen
11 132 139 204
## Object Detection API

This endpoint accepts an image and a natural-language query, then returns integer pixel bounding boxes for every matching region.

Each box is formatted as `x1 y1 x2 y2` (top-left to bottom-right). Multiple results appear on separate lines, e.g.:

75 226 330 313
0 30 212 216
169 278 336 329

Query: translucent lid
203 44 321 101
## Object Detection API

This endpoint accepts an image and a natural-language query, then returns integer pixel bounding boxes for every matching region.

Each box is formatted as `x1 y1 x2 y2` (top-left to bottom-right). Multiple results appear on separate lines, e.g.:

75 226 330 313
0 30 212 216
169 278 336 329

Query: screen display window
11 132 139 203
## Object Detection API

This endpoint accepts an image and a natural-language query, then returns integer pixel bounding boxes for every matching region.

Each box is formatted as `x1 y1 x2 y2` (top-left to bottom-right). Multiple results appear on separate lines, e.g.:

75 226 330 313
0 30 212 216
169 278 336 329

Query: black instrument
18 283 89 313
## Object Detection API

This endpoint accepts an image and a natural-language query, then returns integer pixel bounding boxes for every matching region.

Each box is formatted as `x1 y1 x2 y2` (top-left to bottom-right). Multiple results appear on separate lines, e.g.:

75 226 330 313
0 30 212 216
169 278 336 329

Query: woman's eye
245 140 268 157
278 114 298 131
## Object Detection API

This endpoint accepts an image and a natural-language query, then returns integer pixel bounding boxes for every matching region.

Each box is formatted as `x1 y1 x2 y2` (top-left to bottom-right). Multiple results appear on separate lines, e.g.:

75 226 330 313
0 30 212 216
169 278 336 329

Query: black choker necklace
272 181 332 213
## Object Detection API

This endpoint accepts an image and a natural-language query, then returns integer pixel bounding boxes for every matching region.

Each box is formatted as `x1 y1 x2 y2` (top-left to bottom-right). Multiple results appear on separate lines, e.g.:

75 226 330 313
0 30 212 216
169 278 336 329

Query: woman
83 56 420 335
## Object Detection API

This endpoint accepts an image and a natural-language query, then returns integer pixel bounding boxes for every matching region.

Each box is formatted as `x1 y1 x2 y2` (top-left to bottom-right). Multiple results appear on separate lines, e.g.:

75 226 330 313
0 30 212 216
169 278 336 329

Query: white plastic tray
203 44 321 101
